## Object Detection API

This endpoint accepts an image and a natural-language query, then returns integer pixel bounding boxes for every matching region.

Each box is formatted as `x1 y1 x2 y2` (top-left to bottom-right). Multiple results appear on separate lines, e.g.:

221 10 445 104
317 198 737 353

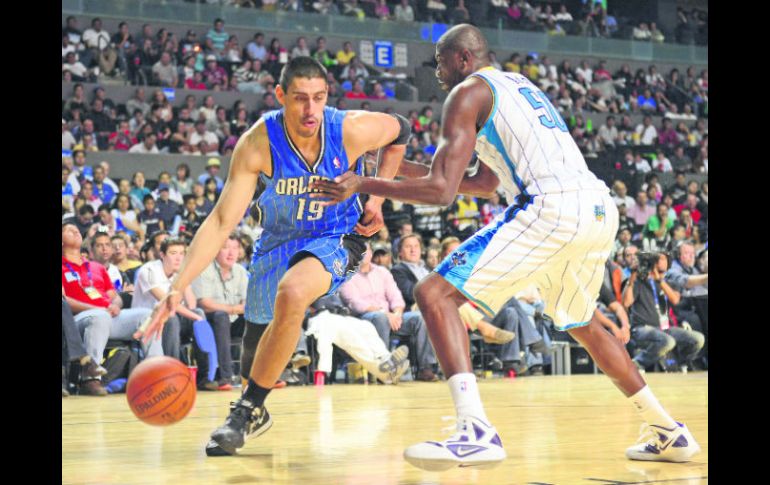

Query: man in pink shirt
626 190 656 227
339 242 439 381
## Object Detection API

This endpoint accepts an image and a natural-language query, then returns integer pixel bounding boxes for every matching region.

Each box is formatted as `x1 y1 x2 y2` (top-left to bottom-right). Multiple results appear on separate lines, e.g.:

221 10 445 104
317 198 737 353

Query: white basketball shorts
435 190 619 331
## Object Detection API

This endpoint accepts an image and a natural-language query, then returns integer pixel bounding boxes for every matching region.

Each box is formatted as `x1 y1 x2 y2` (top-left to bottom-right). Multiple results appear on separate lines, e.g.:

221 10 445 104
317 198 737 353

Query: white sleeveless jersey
471 67 609 200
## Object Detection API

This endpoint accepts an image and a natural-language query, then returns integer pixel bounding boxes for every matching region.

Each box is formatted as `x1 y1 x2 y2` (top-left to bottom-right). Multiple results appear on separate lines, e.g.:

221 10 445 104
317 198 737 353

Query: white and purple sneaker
404 415 507 471
626 422 701 462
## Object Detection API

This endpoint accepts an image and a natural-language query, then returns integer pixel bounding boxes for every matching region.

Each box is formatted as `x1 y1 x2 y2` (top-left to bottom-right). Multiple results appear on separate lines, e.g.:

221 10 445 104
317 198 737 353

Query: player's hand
310 172 361 206
355 200 384 236
134 290 182 344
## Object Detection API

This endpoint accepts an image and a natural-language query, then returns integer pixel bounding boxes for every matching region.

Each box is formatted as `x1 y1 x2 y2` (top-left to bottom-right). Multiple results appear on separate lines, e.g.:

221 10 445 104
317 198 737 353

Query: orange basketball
126 356 196 426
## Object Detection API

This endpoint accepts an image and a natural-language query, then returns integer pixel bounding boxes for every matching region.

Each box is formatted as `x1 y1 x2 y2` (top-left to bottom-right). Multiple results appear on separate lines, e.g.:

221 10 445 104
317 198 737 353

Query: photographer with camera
665 242 709 368
622 251 704 372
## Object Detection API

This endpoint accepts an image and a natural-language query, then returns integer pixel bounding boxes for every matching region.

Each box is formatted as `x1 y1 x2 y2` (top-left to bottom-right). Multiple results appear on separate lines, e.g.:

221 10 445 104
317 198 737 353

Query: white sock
448 373 489 424
629 386 677 429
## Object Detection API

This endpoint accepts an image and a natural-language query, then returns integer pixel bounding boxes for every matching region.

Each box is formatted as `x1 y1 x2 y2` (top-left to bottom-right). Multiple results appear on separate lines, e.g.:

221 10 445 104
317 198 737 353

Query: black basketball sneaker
205 398 273 456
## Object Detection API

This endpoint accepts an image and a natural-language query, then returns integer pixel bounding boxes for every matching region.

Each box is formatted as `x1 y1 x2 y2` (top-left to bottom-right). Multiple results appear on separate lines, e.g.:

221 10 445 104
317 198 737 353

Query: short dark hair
279 56 328 92
91 231 111 248
143 194 155 203
160 237 186 254
97 203 110 213
79 205 95 216
149 230 170 245
372 248 391 259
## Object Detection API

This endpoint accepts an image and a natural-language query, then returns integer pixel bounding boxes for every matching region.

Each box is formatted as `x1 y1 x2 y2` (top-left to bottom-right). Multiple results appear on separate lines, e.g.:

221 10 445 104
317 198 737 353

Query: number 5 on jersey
518 86 569 132
297 198 324 221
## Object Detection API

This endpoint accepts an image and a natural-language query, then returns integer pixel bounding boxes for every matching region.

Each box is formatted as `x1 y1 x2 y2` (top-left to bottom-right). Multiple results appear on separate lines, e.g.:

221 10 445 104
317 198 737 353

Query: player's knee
275 282 313 311
414 277 442 308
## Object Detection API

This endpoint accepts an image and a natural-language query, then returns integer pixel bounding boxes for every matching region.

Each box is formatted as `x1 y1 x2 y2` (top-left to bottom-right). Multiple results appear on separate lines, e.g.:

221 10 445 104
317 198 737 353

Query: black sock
241 378 271 408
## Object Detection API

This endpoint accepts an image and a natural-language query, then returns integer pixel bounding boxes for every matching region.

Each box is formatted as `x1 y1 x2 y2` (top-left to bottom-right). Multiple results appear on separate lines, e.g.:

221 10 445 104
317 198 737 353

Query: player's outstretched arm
312 78 489 206
342 111 408 235
140 123 265 342
399 158 500 198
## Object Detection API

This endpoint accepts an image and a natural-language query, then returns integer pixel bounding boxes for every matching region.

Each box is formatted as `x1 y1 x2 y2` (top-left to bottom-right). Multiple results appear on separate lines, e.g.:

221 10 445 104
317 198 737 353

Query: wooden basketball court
62 372 708 484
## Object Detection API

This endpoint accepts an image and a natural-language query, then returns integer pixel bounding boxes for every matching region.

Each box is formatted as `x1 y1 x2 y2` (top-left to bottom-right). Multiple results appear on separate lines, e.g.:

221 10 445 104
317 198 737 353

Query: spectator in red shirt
108 120 137 151
185 70 208 90
657 118 679 148
62 223 162 374
345 78 368 99
593 60 612 81
673 194 702 224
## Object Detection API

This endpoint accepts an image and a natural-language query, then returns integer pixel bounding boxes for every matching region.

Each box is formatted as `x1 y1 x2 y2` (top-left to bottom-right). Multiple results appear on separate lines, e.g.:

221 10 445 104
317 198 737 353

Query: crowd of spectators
62 13 708 396
165 1 707 46
62 18 708 173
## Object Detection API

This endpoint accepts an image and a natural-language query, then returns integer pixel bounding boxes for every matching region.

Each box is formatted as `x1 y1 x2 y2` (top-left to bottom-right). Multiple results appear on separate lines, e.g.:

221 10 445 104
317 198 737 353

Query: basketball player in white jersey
313 24 700 470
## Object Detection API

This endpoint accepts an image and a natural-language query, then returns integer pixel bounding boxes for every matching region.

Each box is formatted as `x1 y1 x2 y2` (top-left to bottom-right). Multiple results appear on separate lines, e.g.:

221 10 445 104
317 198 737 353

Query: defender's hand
355 200 384 237
310 172 361 206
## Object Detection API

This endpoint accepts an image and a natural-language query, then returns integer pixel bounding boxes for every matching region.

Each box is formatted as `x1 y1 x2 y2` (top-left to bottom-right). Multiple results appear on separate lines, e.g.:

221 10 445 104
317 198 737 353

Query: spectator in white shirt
635 116 658 145
129 133 160 154
653 149 673 173
633 153 652 173
82 17 111 50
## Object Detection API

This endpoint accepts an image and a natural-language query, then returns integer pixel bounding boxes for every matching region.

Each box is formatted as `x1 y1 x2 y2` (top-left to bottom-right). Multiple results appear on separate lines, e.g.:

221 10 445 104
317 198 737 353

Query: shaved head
436 24 489 62
434 24 491 91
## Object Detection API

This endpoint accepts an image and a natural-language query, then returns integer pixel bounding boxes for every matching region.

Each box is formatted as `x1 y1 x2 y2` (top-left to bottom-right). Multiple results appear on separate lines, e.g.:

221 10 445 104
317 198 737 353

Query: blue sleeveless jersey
245 106 366 324
254 106 364 251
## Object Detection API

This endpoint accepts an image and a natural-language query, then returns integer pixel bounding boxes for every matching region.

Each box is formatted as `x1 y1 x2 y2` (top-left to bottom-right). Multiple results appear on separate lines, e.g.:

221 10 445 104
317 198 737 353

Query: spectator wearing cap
152 171 184 205
155 184 182 236
197 158 225 191
203 55 228 90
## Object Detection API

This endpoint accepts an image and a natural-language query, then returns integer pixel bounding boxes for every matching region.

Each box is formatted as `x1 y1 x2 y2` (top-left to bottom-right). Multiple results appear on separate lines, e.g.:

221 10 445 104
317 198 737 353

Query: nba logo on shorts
460 381 467 392
333 156 341 169
594 205 605 222
451 251 467 268
333 258 345 276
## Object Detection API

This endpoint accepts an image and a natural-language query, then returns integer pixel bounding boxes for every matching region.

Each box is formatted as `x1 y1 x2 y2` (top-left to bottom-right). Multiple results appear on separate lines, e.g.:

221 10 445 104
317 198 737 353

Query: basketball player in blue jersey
140 57 413 456
314 25 700 470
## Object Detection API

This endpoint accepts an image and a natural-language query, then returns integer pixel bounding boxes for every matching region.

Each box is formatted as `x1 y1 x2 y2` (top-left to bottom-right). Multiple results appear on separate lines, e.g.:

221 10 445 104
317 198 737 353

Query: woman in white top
172 163 194 196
